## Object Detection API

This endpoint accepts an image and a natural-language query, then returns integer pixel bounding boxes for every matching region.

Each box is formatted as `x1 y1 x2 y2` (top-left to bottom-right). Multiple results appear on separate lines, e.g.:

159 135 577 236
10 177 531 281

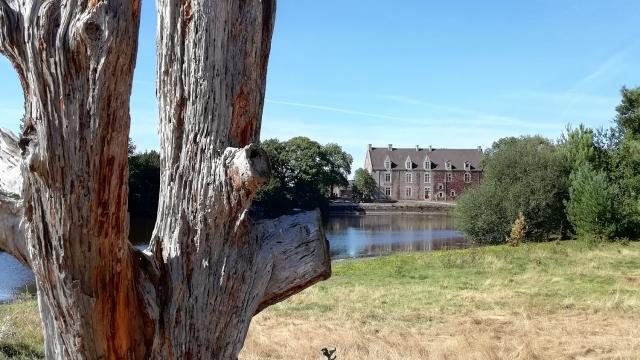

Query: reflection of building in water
364 144 484 202
325 214 471 259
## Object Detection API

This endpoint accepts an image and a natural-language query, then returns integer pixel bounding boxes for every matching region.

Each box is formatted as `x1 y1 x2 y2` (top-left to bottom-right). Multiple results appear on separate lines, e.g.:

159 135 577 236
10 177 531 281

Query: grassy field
2 240 640 359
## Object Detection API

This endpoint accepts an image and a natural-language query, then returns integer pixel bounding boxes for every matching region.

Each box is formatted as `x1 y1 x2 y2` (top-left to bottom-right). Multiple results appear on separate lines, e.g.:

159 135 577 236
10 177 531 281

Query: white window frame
424 187 431 200
424 157 431 170
385 187 392 196
424 172 431 183
445 161 452 171
464 161 471 171
405 157 412 170
406 172 413 183
384 156 391 171
464 172 471 183
437 183 444 190
385 172 392 183
446 172 452 182
405 187 412 198
450 190 456 197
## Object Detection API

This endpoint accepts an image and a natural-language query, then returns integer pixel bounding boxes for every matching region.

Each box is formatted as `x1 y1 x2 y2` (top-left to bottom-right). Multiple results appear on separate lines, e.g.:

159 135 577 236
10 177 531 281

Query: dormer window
445 161 452 171
384 157 391 170
424 156 431 170
464 161 471 171
405 157 413 170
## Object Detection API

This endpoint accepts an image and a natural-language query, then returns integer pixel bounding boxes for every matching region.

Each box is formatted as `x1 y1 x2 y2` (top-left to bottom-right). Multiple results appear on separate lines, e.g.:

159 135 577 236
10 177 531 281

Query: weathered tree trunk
0 0 330 359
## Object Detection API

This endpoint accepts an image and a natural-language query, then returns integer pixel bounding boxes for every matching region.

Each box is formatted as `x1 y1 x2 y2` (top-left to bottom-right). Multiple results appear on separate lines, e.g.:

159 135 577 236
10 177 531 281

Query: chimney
415 145 420 151
368 144 372 151
388 144 393 151
477 146 483 152
428 145 433 152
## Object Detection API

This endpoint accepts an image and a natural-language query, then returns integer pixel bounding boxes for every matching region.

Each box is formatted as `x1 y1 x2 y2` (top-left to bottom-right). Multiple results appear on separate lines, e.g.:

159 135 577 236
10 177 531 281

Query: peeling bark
0 0 330 358
0 129 28 265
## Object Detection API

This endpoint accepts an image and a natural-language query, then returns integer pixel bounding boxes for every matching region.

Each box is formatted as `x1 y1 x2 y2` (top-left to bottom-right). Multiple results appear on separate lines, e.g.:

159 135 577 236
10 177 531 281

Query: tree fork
0 0 331 358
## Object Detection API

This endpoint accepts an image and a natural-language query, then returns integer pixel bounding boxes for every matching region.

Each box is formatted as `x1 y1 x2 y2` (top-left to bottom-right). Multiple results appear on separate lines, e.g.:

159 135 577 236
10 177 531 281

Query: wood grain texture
0 129 28 265
0 0 331 358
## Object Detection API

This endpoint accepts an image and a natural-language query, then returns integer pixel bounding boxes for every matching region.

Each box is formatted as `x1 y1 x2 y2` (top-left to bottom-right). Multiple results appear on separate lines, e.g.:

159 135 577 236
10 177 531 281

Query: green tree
323 143 354 194
607 86 640 237
566 165 619 241
352 168 377 201
455 184 511 244
128 150 161 218
558 124 600 171
255 137 352 217
615 86 640 136
456 136 568 243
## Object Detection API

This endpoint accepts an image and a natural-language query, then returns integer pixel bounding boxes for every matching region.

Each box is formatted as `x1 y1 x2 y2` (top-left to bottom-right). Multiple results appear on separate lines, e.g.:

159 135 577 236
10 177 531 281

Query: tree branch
0 128 28 266
254 210 331 314
0 0 22 60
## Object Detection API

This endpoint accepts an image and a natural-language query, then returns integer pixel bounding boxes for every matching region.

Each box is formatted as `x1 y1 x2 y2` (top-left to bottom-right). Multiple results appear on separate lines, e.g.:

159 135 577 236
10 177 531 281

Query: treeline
127 137 353 219
456 86 640 244
127 142 160 218
254 137 352 217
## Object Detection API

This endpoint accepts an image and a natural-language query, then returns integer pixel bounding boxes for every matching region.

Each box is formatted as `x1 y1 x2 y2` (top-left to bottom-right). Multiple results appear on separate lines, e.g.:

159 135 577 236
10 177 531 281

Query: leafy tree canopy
352 168 377 201
128 150 160 218
615 86 640 136
255 137 352 217
457 136 568 243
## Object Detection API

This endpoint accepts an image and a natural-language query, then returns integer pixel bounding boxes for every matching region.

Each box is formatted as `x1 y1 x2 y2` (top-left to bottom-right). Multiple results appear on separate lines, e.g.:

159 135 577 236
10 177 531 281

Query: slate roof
368 146 484 171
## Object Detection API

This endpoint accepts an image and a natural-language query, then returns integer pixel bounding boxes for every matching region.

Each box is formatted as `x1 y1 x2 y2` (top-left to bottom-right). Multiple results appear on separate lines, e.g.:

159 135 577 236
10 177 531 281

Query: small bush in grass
507 213 527 246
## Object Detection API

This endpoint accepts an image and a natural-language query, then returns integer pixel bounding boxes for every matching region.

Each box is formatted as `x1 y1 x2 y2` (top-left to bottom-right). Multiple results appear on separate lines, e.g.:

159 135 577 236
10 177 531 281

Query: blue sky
1 1 639 169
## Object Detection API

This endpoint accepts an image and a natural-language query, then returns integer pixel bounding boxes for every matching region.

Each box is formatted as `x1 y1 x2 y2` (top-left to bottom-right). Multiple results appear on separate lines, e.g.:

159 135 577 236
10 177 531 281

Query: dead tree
0 0 330 358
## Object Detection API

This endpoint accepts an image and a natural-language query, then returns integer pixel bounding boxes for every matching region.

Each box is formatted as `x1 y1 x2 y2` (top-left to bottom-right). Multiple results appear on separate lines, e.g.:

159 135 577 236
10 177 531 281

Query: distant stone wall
328 201 454 215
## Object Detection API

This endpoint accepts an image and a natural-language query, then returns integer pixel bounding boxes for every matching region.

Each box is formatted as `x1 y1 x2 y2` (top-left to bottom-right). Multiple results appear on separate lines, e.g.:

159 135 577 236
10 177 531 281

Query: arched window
405 157 412 170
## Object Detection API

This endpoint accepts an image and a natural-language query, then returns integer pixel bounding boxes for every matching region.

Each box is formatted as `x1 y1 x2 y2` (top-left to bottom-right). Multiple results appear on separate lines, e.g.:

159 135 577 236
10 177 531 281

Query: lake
0 214 469 302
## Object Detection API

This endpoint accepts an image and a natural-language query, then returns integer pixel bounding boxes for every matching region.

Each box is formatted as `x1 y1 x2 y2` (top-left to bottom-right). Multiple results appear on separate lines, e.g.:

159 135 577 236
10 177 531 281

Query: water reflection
0 252 36 303
325 214 470 259
0 214 469 302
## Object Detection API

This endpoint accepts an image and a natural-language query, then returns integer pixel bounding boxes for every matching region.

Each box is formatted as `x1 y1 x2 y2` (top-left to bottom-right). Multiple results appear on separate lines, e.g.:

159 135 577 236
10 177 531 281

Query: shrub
566 165 619 241
456 136 568 244
454 185 511 245
507 213 527 246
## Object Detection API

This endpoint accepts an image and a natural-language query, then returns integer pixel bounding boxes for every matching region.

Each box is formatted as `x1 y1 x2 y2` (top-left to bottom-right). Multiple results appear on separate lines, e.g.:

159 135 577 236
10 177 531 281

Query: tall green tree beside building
352 168 377 201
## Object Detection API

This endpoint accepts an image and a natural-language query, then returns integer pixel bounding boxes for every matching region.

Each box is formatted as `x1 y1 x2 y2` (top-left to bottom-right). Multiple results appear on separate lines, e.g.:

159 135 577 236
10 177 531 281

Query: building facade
364 144 483 201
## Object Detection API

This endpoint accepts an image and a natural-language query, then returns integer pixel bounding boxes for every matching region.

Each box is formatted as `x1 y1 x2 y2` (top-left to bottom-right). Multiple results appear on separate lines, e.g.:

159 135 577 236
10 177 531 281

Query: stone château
364 144 483 201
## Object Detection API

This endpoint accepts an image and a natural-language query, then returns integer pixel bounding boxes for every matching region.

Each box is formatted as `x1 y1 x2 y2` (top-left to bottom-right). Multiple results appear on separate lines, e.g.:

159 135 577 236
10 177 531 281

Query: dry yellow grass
2 241 639 359
242 311 640 360
240 241 640 359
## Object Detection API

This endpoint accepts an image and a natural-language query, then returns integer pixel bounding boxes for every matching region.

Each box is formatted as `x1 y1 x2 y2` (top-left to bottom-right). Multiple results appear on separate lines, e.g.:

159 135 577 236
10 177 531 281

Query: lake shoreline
1 213 468 302
328 201 454 215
